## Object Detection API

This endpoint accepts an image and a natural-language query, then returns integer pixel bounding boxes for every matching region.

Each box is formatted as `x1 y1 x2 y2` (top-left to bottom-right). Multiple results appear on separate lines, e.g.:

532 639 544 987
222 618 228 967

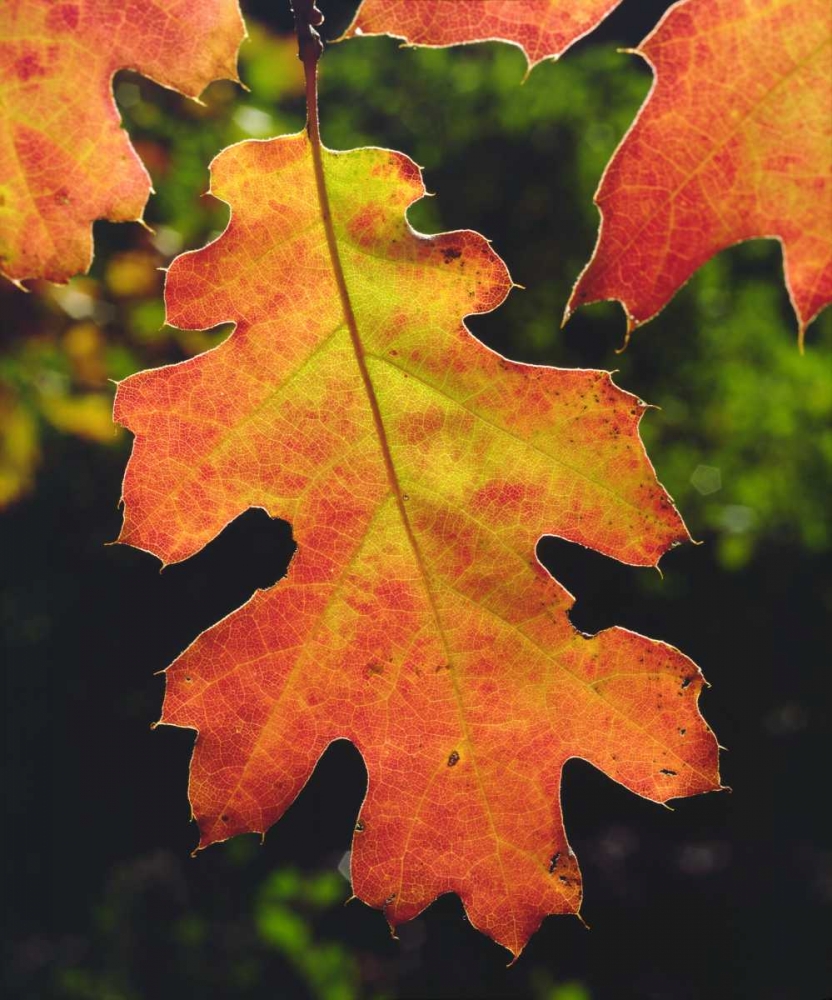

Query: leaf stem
291 0 324 77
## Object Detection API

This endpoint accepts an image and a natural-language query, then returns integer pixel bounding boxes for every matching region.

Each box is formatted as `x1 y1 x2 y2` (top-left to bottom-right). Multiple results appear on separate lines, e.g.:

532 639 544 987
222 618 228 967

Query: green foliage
640 255 832 565
256 869 363 1000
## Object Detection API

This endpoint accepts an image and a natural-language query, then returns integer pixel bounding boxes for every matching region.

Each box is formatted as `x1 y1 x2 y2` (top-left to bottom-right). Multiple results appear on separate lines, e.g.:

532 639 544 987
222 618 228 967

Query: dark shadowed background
3 1 831 998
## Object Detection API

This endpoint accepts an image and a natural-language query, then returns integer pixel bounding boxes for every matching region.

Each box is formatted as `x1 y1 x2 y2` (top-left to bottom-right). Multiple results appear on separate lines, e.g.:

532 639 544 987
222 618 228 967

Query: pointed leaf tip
570 0 831 342
0 0 245 285
342 0 627 71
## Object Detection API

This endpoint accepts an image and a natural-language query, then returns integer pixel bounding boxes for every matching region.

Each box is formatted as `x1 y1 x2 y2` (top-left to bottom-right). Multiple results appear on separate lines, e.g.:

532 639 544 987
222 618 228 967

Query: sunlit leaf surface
115 130 720 955
342 0 624 71
568 0 832 344
0 0 244 284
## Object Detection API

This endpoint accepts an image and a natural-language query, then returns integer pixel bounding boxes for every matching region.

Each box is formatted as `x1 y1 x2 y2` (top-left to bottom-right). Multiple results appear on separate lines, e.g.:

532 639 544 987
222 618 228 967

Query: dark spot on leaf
548 852 561 873
15 52 47 81
681 676 693 688
659 768 678 776
447 750 460 767
355 819 365 833
441 247 462 262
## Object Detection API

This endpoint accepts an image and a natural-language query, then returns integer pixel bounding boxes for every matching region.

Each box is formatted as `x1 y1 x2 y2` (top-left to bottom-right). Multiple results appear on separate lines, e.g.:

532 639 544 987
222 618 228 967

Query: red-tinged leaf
567 0 832 346
341 0 624 71
115 132 721 956
0 0 245 285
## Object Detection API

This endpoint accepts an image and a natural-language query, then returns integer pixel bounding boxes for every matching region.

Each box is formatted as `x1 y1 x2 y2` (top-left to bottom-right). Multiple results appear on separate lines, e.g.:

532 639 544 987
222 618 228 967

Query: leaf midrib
306 130 523 941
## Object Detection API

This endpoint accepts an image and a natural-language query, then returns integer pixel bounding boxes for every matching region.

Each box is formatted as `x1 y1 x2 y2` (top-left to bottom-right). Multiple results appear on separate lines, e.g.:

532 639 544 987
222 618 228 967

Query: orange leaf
0 0 245 285
567 0 832 346
115 132 721 956
341 0 624 72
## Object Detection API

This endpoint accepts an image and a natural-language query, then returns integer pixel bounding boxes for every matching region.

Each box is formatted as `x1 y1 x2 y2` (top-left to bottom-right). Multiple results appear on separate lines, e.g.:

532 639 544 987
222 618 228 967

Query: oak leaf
0 0 245 285
342 0 624 72
115 132 721 955
567 0 832 345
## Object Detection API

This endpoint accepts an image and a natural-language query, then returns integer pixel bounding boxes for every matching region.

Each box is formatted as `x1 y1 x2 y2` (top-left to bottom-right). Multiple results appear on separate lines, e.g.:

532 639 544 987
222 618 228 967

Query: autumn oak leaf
0 0 245 285
114 131 721 956
341 0 625 72
567 0 832 345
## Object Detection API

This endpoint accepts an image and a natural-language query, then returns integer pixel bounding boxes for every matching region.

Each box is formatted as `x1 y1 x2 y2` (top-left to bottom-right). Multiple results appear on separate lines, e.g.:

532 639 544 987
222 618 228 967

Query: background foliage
3 1 830 997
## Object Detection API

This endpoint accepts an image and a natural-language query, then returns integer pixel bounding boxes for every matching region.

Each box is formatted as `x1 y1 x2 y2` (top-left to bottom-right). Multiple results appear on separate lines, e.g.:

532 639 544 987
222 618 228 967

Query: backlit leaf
342 0 624 71
567 0 832 345
0 0 245 284
115 133 720 956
